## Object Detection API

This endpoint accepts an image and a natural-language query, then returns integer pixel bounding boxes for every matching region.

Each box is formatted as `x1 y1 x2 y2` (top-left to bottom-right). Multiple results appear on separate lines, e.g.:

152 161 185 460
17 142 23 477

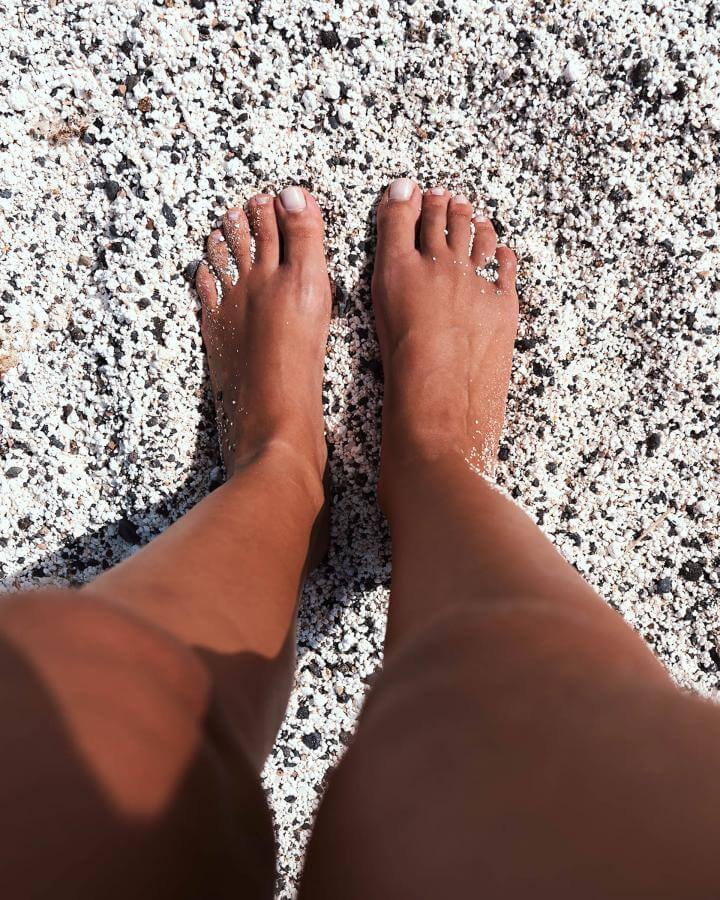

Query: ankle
378 445 476 515
228 438 327 513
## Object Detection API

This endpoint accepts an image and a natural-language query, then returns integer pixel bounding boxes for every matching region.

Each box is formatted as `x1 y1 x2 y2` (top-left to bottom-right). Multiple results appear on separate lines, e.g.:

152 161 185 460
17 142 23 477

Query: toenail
251 194 271 206
388 178 414 201
227 209 243 221
473 214 489 223
279 186 306 211
429 187 445 196
210 231 225 242
452 193 470 205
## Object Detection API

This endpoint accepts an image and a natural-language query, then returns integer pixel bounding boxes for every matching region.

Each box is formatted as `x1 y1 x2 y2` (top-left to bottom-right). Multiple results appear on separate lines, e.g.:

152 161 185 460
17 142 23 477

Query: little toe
207 230 233 290
446 194 473 255
222 208 251 275
274 186 326 267
419 188 450 256
247 194 279 268
470 215 498 266
195 261 218 316
495 245 518 292
376 178 422 258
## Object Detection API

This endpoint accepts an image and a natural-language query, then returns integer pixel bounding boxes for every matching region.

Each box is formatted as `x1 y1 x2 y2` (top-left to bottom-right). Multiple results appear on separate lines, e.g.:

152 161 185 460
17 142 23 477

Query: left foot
195 187 331 487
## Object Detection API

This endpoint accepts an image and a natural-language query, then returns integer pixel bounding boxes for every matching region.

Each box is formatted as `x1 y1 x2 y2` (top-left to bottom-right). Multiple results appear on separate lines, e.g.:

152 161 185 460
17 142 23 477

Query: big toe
376 178 422 258
274 186 326 269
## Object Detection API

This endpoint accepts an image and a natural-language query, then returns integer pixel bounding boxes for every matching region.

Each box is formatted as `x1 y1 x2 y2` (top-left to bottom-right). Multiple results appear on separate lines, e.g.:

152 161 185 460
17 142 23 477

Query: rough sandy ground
2 0 719 893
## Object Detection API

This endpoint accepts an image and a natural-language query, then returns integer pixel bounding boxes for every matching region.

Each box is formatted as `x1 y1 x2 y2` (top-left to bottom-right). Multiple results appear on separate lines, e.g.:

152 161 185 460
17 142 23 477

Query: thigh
0 590 275 900
300 600 720 900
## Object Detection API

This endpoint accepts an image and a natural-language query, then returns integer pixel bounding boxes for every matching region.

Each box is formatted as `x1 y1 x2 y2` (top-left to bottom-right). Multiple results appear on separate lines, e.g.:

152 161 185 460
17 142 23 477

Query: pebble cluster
2 0 719 894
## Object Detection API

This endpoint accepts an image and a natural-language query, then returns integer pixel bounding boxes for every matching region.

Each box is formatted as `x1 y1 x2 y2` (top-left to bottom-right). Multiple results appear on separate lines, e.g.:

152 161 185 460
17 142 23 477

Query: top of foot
371 178 519 488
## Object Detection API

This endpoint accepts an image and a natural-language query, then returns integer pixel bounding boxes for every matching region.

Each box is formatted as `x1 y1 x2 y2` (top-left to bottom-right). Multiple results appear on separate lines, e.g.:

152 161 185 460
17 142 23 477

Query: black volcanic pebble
679 560 704 582
302 732 321 750
117 517 140 545
183 259 202 282
104 180 121 201
319 28 340 49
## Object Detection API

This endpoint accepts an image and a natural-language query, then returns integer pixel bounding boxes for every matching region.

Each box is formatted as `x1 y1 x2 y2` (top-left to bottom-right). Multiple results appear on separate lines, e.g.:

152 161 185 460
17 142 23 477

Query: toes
419 188 450 255
274 186 326 267
446 194 473 255
495 245 517 292
195 261 218 313
376 177 422 258
207 230 233 290
247 194 280 268
222 208 251 276
470 215 498 265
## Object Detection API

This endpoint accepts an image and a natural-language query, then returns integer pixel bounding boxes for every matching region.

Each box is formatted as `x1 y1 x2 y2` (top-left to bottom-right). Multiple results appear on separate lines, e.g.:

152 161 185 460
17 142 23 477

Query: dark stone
319 28 340 49
183 260 202 281
645 431 661 455
673 80 688 101
161 202 177 227
515 28 534 52
117 518 140 545
18 516 32 531
679 560 704 582
301 732 321 750
498 445 510 461
655 577 673 594
630 58 651 88
103 180 121 201
5 467 22 478
232 93 243 109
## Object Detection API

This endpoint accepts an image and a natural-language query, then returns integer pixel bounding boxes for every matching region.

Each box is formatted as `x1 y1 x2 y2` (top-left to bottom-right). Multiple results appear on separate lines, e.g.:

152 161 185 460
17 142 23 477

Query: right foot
372 178 519 496
195 187 331 493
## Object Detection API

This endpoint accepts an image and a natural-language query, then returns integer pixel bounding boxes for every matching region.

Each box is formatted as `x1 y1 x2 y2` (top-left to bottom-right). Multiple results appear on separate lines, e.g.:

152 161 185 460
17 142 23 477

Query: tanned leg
300 180 720 900
0 187 330 899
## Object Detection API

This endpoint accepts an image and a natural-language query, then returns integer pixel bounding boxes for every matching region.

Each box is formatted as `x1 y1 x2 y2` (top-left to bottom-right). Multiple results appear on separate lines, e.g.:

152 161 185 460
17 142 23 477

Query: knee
0 589 211 817
0 591 275 898
377 597 670 711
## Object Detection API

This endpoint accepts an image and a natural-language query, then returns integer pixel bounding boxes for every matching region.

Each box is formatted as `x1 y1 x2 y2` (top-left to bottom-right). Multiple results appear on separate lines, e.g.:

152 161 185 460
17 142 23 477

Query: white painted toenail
452 193 470 205
280 186 306 211
430 187 445 195
389 178 414 201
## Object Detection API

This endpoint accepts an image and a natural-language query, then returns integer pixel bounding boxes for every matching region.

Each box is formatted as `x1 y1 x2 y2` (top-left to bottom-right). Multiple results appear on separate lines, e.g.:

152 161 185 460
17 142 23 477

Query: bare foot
195 187 331 492
372 178 518 498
